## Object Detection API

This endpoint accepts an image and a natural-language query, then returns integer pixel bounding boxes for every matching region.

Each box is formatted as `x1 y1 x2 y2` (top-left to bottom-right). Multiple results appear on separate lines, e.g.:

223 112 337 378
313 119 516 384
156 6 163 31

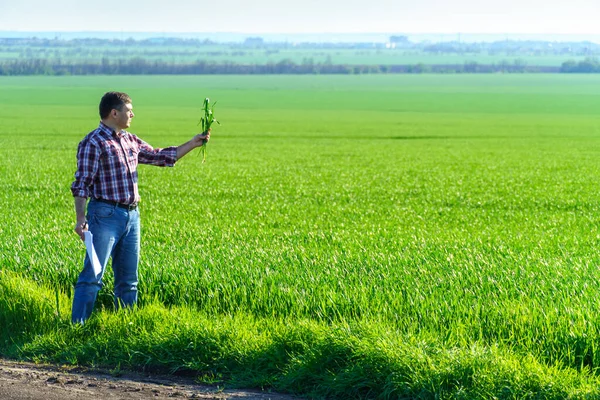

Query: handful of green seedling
198 97 220 163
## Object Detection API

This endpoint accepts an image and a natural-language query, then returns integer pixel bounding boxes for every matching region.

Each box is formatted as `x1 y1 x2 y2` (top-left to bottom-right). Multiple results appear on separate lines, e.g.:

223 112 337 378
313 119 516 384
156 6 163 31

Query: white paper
84 231 102 277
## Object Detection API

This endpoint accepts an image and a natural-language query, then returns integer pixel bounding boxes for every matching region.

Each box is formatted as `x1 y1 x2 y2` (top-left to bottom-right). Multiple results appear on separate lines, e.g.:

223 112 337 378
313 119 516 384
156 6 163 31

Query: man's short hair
99 91 131 119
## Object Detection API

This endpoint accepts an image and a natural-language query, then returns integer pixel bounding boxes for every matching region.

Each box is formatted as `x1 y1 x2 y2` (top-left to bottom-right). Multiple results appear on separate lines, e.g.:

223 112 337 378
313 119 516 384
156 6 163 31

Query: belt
94 198 138 211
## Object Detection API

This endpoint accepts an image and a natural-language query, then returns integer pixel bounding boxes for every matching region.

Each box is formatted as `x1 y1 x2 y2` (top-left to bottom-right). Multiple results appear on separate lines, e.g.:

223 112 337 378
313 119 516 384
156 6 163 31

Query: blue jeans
71 199 140 324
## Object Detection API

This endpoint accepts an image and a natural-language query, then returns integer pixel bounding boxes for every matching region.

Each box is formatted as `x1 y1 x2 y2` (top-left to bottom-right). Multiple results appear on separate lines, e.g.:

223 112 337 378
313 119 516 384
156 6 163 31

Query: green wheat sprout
198 97 220 163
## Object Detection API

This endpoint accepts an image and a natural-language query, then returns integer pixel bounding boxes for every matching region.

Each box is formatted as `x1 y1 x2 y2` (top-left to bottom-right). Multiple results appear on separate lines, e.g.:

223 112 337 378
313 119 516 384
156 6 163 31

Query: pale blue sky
1 0 599 34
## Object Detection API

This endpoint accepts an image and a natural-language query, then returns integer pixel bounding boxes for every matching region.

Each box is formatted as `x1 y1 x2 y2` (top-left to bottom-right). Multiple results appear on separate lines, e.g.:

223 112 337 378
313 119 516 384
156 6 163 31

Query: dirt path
0 359 300 400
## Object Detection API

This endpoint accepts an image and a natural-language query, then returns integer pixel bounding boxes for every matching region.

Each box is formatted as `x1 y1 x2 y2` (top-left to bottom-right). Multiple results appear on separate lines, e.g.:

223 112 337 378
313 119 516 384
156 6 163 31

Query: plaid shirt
71 122 178 205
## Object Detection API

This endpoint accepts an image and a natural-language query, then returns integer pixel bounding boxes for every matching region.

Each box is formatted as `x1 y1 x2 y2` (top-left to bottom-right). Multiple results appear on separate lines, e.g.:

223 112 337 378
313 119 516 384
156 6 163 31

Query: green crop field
2 74 600 398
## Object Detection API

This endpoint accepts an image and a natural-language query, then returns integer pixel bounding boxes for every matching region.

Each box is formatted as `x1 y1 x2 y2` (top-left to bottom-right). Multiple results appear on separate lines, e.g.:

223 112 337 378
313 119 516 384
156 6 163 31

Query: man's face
114 102 134 130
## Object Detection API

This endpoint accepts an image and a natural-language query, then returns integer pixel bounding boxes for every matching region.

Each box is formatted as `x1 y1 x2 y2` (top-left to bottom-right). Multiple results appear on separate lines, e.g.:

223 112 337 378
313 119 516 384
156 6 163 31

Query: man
70 91 209 324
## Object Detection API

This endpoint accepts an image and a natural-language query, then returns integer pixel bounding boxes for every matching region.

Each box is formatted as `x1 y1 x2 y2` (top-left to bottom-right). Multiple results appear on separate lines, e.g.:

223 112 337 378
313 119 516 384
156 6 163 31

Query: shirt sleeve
136 137 178 167
70 138 100 198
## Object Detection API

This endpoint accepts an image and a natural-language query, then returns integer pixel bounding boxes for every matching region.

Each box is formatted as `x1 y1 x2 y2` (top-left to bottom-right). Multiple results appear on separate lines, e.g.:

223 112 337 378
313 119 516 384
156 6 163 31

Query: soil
0 359 300 400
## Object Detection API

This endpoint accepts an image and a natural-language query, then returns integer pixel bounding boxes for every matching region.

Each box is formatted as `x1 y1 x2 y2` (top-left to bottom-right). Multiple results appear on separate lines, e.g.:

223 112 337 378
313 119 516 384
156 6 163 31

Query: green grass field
2 74 600 398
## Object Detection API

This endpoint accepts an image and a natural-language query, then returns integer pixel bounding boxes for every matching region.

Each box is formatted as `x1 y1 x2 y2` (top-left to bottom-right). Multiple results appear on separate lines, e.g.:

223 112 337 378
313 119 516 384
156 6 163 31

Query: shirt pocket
126 147 138 162
124 146 139 172
103 147 124 163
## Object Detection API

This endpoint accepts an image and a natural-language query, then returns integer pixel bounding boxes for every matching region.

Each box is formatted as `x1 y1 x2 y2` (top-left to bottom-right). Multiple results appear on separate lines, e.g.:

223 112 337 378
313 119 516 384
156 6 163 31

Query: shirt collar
99 121 125 138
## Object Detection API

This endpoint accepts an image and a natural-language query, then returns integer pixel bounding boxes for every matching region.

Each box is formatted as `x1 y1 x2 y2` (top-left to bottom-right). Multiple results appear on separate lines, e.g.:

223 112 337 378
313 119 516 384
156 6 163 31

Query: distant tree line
0 58 567 75
421 40 600 57
560 57 600 72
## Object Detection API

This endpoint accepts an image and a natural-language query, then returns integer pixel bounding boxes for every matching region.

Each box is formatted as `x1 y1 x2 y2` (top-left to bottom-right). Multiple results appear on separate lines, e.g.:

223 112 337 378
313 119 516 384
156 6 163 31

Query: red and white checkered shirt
71 122 178 205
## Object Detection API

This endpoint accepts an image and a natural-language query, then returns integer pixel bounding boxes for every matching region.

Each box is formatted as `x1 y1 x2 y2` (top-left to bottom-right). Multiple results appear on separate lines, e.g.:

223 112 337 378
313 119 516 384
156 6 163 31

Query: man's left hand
193 130 210 147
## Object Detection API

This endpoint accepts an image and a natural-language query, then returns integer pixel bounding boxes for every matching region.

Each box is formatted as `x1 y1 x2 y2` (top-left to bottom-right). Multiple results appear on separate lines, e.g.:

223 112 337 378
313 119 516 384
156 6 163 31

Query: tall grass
3 271 598 399
2 75 600 398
